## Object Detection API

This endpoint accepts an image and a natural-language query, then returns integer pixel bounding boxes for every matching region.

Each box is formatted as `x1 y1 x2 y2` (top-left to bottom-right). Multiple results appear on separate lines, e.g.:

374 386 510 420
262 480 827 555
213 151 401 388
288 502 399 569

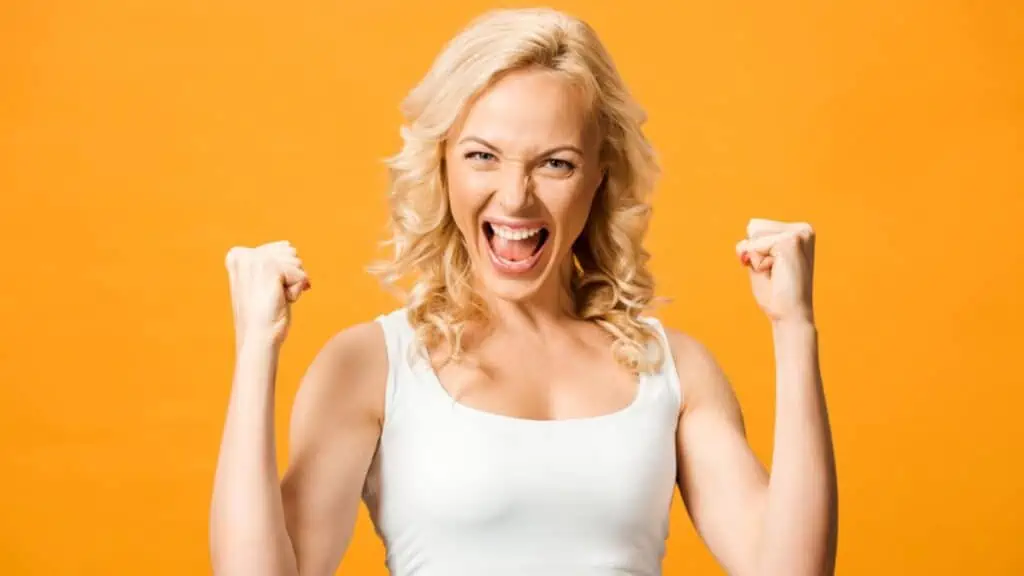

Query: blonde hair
369 8 665 374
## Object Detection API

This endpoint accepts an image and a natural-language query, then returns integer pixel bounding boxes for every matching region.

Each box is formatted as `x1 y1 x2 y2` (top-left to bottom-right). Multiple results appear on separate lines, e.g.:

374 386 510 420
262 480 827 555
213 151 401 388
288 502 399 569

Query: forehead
453 68 599 152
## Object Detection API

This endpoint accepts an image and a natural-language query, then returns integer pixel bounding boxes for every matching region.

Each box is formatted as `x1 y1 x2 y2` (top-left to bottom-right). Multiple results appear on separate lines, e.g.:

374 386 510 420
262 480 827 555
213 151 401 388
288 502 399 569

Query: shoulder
660 326 714 371
641 316 718 377
314 320 389 378
290 320 390 433
656 323 742 420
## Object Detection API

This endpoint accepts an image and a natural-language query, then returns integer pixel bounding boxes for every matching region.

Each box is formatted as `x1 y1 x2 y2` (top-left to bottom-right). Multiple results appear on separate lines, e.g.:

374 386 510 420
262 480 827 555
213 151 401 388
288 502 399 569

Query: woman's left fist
735 218 816 325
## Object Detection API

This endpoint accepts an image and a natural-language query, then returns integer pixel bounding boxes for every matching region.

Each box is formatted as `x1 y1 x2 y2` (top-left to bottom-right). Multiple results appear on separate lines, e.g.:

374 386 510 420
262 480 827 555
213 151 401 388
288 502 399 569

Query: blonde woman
210 8 837 576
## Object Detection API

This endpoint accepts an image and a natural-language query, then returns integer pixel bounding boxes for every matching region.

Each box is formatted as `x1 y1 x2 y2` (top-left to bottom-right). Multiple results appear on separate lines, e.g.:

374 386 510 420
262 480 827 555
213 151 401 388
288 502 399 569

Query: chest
433 335 639 421
371 392 680 548
363 327 684 566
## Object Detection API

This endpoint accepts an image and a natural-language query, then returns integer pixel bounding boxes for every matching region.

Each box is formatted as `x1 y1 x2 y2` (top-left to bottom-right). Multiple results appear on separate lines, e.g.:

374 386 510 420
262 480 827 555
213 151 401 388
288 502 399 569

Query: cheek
544 181 598 238
446 162 489 231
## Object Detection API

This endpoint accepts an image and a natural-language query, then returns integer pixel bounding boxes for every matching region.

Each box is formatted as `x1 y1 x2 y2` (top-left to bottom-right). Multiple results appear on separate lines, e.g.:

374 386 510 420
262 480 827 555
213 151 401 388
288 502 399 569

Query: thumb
740 248 774 275
742 250 772 294
284 277 310 303
748 265 771 287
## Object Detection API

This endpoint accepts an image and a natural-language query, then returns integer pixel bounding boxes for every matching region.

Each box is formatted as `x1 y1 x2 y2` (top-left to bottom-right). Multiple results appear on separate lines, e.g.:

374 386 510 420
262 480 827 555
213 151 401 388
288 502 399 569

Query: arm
757 321 837 574
669 322 837 576
209 334 299 576
209 322 386 576
281 322 387 574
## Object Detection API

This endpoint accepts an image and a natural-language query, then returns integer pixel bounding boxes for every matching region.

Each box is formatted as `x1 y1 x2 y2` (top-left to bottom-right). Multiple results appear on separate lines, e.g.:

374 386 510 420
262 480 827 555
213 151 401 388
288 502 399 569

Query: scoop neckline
408 351 651 427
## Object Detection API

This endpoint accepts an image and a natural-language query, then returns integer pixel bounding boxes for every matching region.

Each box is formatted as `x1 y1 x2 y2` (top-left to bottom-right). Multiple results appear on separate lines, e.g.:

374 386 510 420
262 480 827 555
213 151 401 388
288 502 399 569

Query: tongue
491 235 540 261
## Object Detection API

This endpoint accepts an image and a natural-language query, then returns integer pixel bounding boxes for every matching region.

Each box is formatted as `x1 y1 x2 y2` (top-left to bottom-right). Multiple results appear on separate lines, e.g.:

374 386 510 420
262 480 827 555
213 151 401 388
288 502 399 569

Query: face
445 67 605 304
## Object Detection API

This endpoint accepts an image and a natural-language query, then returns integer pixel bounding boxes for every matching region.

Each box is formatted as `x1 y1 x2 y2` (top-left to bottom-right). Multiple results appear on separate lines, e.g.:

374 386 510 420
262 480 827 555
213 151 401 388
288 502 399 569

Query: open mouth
482 221 550 274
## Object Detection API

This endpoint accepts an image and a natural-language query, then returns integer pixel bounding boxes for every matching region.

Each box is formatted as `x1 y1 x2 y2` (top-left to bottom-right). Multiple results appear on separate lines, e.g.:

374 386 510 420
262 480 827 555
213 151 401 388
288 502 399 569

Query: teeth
492 224 542 241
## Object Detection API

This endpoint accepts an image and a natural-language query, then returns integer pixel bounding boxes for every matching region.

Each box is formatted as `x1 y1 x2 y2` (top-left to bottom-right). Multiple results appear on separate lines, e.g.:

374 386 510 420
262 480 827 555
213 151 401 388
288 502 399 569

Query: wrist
770 316 817 336
236 329 282 353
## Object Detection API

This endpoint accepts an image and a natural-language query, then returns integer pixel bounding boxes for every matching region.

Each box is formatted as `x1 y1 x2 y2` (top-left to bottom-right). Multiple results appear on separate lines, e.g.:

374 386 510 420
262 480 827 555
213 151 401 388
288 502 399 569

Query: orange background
2 1 1022 574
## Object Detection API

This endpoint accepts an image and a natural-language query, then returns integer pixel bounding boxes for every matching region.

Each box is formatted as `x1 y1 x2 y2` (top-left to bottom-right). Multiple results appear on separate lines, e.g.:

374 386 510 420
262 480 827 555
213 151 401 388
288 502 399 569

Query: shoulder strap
641 316 684 406
373 308 414 421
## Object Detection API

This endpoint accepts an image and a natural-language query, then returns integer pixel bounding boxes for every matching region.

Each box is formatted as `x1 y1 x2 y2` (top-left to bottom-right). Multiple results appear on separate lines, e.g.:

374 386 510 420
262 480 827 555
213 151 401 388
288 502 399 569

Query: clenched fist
225 240 311 348
735 219 816 325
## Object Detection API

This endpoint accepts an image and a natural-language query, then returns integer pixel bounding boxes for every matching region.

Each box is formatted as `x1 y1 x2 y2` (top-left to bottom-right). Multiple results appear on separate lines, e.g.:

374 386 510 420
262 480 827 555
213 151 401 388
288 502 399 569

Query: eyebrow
457 136 584 157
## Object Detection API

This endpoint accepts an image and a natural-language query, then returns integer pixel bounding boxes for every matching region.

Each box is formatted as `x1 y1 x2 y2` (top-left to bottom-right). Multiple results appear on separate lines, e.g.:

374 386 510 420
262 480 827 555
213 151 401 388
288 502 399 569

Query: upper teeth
492 224 542 241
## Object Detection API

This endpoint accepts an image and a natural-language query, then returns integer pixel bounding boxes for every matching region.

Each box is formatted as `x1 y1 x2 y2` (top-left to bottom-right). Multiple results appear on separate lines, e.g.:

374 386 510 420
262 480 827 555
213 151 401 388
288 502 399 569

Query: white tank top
362 308 683 575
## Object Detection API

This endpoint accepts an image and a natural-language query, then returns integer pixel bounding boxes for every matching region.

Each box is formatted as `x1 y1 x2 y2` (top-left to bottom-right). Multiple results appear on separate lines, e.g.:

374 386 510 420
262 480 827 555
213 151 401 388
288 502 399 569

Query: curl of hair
369 8 666 374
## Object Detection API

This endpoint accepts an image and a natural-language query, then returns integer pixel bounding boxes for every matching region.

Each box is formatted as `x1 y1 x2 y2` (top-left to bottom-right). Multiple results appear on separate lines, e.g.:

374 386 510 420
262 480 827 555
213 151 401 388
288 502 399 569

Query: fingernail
740 252 750 265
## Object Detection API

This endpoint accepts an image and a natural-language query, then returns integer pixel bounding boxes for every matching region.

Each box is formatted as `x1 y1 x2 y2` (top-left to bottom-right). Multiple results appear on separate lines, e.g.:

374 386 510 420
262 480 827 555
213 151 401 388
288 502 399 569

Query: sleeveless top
361 308 683 576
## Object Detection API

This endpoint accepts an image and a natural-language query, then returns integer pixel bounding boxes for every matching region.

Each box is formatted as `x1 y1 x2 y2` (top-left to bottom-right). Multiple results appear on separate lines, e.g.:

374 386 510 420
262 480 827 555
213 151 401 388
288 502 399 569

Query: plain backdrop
2 1 1022 574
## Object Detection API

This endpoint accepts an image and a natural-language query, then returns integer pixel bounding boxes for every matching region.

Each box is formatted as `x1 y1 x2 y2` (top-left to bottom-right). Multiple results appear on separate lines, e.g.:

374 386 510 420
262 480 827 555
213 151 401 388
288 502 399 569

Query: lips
482 220 550 275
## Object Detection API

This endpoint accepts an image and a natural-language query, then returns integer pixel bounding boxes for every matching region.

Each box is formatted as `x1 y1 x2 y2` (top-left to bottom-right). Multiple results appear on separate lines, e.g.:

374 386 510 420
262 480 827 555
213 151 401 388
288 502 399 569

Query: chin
479 273 548 303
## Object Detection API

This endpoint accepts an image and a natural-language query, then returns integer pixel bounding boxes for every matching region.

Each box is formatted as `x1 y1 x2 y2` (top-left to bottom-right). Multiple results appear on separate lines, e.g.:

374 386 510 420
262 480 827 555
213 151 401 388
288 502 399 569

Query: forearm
210 337 299 576
757 320 838 575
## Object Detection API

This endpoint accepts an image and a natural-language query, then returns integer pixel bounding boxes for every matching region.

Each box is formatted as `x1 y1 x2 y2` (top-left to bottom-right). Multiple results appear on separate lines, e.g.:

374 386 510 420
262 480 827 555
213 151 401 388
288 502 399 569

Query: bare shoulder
661 327 720 376
289 321 389 439
660 326 743 423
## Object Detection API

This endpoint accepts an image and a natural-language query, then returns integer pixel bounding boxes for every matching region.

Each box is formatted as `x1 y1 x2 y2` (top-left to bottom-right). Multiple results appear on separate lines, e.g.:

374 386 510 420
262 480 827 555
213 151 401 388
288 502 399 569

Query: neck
477 258 577 334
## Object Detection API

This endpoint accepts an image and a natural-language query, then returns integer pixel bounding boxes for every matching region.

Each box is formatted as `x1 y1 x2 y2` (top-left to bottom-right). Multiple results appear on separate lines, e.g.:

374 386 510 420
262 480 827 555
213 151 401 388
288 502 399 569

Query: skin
436 67 636 417
209 67 838 576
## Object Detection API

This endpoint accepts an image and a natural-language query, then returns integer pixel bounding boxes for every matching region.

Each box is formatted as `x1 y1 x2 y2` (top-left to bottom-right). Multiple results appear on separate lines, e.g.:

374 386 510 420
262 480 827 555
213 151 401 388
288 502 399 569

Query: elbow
208 534 300 576
753 502 839 576
754 548 836 576
754 535 838 576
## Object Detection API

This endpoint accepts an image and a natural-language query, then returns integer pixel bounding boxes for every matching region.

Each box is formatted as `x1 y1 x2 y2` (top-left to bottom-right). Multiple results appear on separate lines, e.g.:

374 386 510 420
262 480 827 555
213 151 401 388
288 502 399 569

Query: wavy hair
369 8 666 374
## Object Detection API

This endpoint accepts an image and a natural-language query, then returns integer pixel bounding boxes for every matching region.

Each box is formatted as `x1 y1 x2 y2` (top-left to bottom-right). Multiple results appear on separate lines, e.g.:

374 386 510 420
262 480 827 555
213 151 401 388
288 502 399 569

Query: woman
210 7 837 576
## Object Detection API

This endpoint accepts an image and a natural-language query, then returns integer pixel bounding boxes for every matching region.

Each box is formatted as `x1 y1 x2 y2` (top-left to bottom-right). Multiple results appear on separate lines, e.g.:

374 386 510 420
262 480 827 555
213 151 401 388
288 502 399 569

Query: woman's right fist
225 241 311 348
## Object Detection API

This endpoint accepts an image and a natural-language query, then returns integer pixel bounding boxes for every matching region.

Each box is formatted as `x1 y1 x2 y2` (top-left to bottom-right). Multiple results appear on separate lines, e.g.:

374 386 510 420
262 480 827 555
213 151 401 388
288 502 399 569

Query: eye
542 158 576 172
465 151 497 162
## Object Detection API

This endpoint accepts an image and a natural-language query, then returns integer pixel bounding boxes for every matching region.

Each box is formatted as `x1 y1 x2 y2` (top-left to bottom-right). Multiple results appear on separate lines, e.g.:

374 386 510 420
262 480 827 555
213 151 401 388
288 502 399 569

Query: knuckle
225 246 244 269
256 256 278 273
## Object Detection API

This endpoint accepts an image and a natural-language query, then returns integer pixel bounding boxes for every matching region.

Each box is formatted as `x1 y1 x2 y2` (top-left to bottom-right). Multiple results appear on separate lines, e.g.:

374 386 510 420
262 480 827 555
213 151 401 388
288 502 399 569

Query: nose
494 163 533 212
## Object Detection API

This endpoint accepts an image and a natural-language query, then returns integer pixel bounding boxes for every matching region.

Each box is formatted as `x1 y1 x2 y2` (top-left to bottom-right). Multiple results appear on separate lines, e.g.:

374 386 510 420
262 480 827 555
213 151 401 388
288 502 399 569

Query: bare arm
281 322 387 574
209 242 386 575
669 323 837 576
209 322 386 576
209 334 300 576
757 321 837 574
